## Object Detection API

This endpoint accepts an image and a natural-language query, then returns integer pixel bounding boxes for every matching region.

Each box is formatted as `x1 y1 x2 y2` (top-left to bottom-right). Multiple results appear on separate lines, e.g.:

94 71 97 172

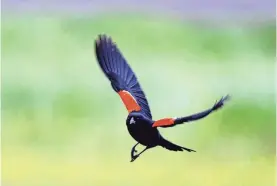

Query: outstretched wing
152 95 230 127
95 34 152 119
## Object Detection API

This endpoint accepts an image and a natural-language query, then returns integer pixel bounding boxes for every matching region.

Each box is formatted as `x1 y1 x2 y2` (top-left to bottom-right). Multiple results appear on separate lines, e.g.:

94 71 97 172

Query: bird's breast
127 121 160 147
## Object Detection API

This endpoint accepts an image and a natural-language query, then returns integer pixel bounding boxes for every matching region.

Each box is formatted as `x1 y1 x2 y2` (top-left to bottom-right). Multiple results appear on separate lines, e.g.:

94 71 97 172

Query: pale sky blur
2 0 275 21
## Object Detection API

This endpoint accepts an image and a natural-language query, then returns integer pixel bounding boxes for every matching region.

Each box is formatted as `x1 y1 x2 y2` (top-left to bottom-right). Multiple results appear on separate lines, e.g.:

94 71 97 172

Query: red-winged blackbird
95 35 230 162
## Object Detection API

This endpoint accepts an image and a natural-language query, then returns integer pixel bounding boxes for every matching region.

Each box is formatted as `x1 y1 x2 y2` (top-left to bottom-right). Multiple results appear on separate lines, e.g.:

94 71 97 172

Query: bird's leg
130 146 150 162
131 142 139 159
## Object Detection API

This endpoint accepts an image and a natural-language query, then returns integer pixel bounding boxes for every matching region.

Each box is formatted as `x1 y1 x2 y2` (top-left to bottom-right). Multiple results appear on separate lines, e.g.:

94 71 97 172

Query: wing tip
95 34 116 47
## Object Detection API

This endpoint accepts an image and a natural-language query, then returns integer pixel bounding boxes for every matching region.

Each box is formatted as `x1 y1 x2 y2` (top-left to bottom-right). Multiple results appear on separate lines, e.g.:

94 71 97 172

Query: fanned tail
159 138 196 152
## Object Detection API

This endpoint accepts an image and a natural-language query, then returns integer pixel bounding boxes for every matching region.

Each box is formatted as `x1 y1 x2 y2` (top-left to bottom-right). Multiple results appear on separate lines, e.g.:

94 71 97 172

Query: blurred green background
2 13 276 186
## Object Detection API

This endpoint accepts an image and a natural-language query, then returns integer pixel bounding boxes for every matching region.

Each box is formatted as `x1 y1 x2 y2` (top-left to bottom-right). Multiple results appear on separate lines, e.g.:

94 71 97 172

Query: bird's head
126 112 147 125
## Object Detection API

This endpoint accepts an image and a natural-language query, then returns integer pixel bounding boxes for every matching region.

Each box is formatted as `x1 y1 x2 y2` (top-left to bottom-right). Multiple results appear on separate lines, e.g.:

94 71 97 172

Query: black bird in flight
95 35 230 162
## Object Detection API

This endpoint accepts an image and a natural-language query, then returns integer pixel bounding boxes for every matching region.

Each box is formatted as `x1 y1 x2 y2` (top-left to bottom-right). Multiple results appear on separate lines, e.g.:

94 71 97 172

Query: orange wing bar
118 90 141 113
152 118 175 127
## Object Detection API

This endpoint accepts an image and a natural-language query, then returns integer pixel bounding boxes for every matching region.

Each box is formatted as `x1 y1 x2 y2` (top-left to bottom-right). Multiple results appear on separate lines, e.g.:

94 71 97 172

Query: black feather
159 138 196 152
95 34 152 119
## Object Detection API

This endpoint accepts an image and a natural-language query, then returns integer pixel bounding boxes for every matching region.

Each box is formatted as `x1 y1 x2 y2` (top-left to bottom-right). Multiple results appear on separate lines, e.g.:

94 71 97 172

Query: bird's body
126 112 190 152
126 113 158 147
94 34 230 162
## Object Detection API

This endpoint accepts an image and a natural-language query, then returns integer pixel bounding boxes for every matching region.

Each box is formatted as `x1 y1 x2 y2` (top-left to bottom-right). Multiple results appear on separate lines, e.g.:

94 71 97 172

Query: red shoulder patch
152 118 175 127
118 90 141 113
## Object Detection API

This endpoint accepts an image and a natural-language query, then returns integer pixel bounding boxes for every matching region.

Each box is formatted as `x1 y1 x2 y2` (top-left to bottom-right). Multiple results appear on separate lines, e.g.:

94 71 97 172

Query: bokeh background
2 0 276 186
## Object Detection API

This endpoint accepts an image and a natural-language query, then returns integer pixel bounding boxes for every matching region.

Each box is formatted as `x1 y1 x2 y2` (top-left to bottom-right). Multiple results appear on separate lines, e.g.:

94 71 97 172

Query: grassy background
2 15 276 186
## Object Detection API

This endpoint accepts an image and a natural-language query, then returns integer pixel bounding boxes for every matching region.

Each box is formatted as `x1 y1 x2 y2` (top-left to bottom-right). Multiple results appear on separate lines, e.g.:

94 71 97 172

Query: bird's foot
131 148 137 158
130 154 139 162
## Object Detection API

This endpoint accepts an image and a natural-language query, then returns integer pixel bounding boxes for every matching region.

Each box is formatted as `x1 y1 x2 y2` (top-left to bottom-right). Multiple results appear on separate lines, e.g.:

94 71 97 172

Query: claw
130 155 139 162
131 143 139 161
